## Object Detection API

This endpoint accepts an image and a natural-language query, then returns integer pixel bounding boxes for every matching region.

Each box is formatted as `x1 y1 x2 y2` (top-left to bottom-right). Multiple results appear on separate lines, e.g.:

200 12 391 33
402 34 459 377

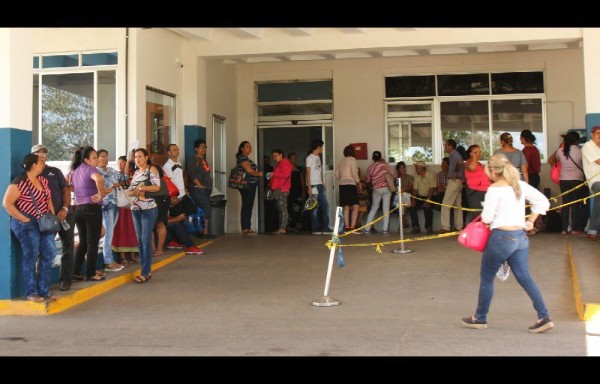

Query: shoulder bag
27 185 60 235
228 165 250 190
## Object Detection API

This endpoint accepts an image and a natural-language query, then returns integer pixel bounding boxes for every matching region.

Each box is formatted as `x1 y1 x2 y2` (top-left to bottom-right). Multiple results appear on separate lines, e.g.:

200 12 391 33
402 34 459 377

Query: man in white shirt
582 126 600 239
163 144 186 204
305 139 332 235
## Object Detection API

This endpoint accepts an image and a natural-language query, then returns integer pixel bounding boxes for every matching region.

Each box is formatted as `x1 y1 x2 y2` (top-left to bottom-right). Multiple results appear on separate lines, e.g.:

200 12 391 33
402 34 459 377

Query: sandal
129 256 140 263
87 275 106 282
42 293 58 302
134 274 151 284
26 294 44 303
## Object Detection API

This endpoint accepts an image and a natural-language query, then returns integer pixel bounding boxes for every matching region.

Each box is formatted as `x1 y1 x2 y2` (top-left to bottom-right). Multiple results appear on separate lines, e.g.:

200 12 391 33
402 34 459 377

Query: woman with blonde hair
461 154 554 333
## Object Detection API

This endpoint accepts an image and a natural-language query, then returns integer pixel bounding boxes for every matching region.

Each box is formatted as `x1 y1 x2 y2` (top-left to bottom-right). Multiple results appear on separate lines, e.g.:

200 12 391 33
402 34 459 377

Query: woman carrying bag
2 153 58 302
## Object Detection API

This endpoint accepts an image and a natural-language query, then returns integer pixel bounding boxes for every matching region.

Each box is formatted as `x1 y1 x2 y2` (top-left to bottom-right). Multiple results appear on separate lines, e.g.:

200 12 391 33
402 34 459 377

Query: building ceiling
167 27 583 64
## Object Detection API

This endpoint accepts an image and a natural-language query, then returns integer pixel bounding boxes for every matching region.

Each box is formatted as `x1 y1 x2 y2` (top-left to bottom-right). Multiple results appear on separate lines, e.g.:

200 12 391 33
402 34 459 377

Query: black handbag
27 185 60 235
143 168 168 198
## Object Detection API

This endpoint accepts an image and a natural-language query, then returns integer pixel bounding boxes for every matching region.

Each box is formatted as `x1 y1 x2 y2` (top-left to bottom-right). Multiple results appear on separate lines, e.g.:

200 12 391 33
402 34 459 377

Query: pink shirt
465 162 490 192
366 162 395 190
270 158 293 192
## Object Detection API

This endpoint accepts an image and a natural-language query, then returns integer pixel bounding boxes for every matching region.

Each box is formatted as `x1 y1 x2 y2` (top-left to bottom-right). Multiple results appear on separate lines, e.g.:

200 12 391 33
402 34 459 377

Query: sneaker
312 231 322 235
461 316 487 329
104 263 124 272
322 228 334 235
528 317 554 333
185 246 204 255
59 280 71 291
166 240 185 250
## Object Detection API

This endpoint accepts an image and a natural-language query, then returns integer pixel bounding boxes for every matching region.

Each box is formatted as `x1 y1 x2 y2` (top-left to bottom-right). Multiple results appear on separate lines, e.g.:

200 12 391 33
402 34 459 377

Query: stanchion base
312 296 341 307
392 248 413 254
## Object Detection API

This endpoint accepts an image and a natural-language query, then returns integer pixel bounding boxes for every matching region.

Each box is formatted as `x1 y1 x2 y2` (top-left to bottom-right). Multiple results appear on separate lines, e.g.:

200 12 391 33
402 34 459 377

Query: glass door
212 115 227 197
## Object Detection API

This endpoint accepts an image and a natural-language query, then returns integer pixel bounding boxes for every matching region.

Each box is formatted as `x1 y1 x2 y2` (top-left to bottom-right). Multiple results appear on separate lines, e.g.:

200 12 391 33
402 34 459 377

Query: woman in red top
464 145 491 224
2 153 58 302
269 149 293 234
520 129 541 189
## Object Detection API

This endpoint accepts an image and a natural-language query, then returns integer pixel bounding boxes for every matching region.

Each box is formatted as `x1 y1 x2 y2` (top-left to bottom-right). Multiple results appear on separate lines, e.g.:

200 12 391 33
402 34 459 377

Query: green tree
42 85 94 161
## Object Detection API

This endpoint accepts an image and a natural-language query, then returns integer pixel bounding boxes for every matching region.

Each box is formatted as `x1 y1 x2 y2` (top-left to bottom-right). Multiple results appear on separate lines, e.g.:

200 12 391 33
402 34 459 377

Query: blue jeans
588 182 600 236
10 215 57 297
238 184 257 231
190 187 212 219
166 221 194 248
474 229 549 322
310 184 330 232
102 203 120 264
131 208 158 276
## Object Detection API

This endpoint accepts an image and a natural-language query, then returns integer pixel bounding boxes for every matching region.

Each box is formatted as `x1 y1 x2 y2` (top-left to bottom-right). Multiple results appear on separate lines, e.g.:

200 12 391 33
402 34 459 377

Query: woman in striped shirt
363 151 396 234
2 153 58 302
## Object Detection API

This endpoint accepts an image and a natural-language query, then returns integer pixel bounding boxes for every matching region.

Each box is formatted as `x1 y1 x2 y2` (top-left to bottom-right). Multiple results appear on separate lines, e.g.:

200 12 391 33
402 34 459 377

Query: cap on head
414 161 426 168
31 144 48 153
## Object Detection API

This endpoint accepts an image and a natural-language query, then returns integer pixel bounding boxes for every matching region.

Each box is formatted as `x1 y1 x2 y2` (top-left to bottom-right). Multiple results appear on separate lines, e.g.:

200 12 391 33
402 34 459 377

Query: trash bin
208 194 226 236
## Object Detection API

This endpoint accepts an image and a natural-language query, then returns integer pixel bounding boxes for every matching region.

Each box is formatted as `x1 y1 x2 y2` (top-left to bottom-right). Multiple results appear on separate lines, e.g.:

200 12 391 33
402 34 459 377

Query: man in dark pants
32 144 75 291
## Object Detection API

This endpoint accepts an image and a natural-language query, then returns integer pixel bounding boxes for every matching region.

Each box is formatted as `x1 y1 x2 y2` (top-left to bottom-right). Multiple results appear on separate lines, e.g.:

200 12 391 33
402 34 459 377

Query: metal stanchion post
393 177 413 254
312 206 343 307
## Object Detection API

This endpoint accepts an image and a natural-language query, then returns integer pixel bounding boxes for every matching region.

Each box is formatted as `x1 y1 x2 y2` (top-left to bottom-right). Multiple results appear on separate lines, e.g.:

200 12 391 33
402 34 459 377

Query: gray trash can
208 196 226 236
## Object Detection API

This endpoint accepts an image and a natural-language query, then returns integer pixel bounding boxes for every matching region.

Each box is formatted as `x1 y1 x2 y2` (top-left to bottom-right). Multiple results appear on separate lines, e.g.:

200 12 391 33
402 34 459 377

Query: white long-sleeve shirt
481 181 549 229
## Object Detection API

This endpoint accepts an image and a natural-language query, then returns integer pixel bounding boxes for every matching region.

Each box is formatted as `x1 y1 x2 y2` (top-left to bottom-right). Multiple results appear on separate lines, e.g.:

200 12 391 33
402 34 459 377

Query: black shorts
154 195 169 225
339 184 359 207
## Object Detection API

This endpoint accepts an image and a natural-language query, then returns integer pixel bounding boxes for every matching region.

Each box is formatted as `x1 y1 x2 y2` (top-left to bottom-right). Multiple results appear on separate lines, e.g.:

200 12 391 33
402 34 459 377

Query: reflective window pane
441 101 490 159
42 54 79 69
97 71 116 159
385 75 436 98
492 72 544 94
492 99 544 158
257 81 332 102
41 73 94 161
387 121 433 163
33 56 39 69
146 88 176 159
438 74 489 96
82 52 118 66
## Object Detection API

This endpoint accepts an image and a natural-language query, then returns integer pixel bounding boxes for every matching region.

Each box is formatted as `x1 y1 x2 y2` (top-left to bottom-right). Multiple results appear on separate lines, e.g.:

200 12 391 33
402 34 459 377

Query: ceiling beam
169 28 214 41
285 28 315 36
227 28 264 39
340 28 368 34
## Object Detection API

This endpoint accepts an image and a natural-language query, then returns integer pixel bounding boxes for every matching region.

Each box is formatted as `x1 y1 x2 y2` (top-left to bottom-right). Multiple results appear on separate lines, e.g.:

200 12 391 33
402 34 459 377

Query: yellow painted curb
567 238 600 321
0 240 214 316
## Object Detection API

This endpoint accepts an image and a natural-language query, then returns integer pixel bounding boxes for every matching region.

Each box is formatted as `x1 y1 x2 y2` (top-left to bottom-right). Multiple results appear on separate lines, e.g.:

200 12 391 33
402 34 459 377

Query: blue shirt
447 149 465 179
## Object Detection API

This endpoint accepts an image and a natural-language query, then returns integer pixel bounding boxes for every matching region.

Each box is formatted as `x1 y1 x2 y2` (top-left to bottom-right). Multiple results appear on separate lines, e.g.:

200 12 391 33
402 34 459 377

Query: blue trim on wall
586 114 600 138
0 128 32 299
184 125 206 168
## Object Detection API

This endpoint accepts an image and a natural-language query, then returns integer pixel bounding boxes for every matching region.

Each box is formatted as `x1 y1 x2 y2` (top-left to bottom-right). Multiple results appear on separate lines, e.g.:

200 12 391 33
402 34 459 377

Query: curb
567 238 600 321
0 240 214 316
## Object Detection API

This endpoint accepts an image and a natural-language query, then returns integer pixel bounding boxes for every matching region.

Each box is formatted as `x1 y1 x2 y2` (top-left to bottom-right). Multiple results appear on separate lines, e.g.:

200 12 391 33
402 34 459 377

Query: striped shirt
366 162 395 190
12 174 52 219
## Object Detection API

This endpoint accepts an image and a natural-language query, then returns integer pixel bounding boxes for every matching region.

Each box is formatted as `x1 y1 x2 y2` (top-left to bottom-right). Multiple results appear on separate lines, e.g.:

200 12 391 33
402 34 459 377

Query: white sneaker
312 231 322 235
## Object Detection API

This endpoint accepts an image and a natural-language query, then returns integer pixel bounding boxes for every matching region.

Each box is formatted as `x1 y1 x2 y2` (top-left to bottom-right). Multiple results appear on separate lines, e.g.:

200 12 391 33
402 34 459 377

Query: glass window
40 73 94 161
385 75 436 98
82 52 118 66
492 72 544 94
97 71 116 159
33 56 39 69
257 81 332 102
438 74 489 96
42 54 79 69
441 101 491 159
386 102 433 163
492 99 544 158
146 88 176 161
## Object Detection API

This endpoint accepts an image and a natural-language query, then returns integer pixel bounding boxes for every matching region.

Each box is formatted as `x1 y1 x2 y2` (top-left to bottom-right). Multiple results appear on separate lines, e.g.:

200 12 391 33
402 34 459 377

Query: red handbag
550 161 560 184
458 214 491 252
163 174 180 198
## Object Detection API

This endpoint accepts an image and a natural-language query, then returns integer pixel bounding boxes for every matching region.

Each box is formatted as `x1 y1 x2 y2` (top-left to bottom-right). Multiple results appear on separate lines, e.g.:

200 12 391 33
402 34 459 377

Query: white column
0 28 33 131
